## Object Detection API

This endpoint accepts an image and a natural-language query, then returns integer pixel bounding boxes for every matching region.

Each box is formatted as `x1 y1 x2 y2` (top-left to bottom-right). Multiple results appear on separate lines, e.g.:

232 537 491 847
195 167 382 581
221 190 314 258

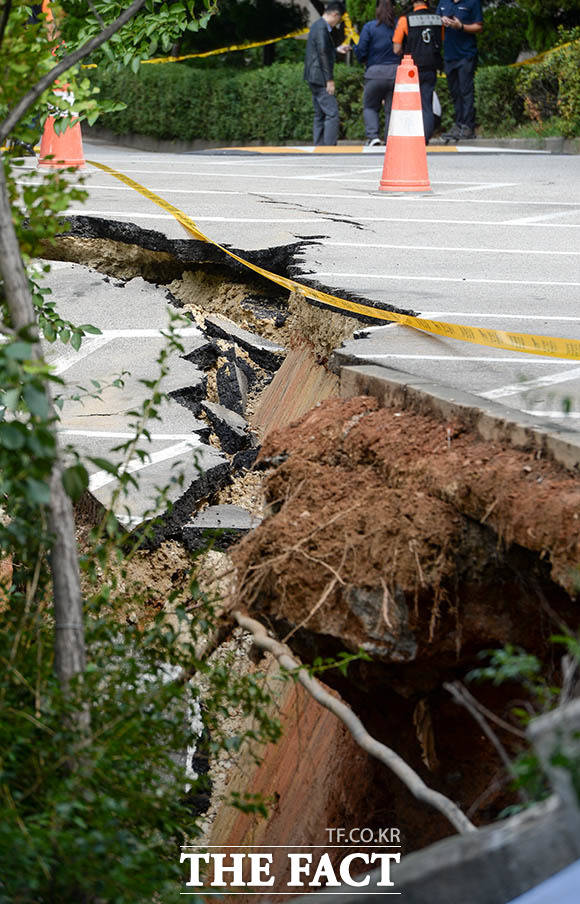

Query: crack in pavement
253 195 368 231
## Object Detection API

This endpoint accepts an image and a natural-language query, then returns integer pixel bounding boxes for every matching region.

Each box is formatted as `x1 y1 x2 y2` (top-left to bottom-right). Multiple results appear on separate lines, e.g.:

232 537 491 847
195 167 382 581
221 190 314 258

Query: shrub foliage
90 45 580 143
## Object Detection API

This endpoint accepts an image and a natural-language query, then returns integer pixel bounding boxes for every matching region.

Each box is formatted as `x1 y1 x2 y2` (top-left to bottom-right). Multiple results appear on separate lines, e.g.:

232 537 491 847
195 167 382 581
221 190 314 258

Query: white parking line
98 328 201 338
435 181 518 194
24 179 580 210
505 208 580 225
50 336 111 375
521 410 580 418
48 328 201 374
314 272 580 287
420 312 580 321
325 241 580 256
481 368 580 399
61 430 202 439
359 354 569 363
89 438 202 491
65 210 580 228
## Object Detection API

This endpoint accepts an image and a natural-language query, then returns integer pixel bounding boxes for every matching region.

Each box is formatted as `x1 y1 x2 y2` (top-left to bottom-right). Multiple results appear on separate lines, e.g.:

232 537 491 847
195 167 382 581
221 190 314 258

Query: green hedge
90 63 366 143
475 66 524 134
90 51 580 143
516 36 580 136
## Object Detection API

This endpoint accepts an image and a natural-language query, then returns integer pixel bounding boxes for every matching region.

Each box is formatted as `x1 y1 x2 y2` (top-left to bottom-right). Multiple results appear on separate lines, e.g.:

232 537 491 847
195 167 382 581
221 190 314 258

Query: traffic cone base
379 56 431 193
38 116 85 168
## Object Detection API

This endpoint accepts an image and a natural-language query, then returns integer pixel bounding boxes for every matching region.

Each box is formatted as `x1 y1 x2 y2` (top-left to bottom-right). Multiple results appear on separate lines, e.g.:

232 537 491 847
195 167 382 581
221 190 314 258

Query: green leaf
89 457 120 475
4 341 33 361
70 332 82 351
25 477 51 505
62 464 89 501
2 388 21 412
0 422 26 450
23 385 49 420
79 324 102 335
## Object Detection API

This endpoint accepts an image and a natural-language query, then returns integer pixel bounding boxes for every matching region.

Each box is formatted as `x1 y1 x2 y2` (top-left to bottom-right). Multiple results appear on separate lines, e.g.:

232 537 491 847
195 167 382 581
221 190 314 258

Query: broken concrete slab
58 215 308 282
75 432 230 537
40 265 199 333
224 346 261 389
339 364 580 472
202 400 250 454
216 360 247 416
232 447 259 473
182 504 262 551
169 375 208 417
204 314 285 371
39 262 227 531
183 339 220 371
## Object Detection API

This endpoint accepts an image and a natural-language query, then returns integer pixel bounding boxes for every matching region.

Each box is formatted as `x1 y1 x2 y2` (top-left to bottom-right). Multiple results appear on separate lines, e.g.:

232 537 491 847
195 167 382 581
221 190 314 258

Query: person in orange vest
393 2 442 143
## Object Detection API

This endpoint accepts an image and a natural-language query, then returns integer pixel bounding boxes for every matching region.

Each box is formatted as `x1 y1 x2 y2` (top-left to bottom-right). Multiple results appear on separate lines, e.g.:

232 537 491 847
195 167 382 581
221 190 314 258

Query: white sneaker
366 137 383 147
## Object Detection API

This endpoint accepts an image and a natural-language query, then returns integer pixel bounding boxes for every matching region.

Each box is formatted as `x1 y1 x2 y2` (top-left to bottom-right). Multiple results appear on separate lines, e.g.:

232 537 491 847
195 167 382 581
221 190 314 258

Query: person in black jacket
303 1 349 146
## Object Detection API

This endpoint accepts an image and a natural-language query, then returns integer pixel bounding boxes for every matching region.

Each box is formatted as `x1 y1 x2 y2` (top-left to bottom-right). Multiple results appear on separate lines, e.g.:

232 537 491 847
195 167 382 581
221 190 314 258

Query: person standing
303 1 349 147
436 0 483 141
353 0 400 146
393 2 442 143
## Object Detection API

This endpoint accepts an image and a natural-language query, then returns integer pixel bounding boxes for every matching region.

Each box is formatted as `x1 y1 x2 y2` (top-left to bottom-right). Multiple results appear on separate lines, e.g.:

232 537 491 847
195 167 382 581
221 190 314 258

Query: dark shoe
457 125 476 139
441 123 461 143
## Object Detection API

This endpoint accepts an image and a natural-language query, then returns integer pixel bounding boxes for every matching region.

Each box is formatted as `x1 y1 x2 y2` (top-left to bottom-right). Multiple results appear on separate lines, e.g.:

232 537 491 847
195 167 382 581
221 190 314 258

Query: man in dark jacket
437 0 483 140
304 1 348 146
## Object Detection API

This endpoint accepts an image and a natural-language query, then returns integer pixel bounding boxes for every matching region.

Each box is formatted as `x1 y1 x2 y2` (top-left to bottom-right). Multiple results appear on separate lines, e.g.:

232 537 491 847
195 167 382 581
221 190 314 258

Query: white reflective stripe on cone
394 84 420 93
388 110 424 137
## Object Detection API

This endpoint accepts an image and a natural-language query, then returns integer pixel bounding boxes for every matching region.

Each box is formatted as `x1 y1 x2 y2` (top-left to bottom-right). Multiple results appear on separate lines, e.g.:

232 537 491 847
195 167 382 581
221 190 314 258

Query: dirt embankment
230 395 580 845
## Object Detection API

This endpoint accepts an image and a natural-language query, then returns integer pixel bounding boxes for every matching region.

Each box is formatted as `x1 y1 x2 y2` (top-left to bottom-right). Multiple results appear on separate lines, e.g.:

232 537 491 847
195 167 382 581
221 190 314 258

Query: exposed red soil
229 395 580 847
234 396 580 664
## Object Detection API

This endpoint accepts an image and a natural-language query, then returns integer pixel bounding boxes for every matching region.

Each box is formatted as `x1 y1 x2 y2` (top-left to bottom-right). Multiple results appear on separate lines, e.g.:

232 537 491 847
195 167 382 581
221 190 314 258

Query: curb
84 127 580 156
339 364 580 472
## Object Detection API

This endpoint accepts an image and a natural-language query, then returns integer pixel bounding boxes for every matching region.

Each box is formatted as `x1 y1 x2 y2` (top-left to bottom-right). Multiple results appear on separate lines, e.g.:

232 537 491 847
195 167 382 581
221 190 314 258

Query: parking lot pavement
21 140 580 429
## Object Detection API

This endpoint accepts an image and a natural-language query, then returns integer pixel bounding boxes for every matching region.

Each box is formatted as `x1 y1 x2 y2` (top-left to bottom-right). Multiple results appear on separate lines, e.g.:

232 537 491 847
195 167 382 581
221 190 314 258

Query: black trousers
444 56 477 130
418 68 437 141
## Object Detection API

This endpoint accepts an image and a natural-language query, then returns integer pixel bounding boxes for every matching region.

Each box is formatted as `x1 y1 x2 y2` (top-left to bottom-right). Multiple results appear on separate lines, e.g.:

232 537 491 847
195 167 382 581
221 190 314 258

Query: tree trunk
0 153 88 711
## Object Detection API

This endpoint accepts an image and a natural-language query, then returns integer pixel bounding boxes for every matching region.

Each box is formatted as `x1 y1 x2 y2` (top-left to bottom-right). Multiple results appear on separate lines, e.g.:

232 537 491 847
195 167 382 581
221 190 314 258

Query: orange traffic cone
38 85 85 168
379 55 430 193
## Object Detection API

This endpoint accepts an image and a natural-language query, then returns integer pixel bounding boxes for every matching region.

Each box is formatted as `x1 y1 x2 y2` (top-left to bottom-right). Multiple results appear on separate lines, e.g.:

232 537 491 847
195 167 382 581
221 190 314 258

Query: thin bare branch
0 0 147 143
282 577 338 642
445 681 529 804
235 610 476 835
446 681 527 740
559 654 578 708
86 0 105 28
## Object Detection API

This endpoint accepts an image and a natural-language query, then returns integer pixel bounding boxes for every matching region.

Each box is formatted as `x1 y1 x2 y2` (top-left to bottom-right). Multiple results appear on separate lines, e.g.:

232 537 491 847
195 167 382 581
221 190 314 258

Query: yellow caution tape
86 159 580 360
342 12 360 46
82 15 361 70
510 38 579 68
82 27 310 69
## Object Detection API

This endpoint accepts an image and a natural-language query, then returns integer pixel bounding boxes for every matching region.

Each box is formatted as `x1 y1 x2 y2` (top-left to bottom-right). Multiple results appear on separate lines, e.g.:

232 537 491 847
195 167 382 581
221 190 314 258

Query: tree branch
0 0 13 54
234 610 476 835
444 681 529 805
0 0 147 143
0 154 88 723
